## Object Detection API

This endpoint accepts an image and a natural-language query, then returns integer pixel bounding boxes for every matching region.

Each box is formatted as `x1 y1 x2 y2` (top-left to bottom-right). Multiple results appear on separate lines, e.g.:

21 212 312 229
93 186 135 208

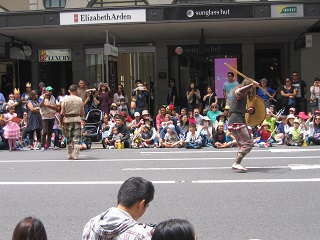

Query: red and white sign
60 9 146 25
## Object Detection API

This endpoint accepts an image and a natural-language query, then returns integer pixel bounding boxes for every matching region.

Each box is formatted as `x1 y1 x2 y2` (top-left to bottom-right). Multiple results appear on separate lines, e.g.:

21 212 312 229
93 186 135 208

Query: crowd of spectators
1 72 320 151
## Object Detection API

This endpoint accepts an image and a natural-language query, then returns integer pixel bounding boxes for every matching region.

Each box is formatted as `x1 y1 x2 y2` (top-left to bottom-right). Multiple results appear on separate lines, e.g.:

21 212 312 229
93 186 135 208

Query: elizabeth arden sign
39 49 72 62
60 9 146 25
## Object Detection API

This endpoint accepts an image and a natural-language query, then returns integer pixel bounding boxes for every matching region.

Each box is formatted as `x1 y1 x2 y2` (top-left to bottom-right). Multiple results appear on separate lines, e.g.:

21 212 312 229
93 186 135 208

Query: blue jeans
186 142 201 149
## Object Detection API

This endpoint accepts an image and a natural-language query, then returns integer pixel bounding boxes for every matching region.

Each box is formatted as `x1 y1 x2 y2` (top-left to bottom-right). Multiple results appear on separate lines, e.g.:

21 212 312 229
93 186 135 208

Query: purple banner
214 58 237 98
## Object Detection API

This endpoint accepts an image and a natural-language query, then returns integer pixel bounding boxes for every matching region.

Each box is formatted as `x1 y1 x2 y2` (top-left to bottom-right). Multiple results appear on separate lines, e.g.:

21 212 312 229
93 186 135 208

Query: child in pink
3 106 21 151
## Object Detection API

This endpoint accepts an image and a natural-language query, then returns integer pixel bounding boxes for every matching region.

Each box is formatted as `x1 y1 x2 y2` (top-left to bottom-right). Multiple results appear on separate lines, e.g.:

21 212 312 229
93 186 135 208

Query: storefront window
85 52 103 88
43 0 66 8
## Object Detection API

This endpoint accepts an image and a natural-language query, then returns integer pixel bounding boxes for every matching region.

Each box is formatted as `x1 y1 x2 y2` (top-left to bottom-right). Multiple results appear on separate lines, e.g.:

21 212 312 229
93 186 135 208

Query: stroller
85 109 103 142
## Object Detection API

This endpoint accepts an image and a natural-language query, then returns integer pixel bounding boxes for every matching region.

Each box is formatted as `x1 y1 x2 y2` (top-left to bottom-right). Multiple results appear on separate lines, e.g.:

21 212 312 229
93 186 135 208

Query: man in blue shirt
223 72 239 108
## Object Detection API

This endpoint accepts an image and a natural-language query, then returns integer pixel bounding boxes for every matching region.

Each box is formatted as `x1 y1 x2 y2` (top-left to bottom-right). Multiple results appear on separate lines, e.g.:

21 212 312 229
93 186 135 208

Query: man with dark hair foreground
82 177 155 240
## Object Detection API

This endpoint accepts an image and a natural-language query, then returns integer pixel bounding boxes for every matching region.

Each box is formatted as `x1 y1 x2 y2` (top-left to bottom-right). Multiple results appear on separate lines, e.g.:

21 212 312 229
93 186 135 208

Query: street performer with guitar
60 84 84 160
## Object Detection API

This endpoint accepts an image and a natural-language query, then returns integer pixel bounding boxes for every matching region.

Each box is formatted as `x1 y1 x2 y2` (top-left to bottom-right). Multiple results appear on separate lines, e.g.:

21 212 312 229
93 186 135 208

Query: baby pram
85 109 103 142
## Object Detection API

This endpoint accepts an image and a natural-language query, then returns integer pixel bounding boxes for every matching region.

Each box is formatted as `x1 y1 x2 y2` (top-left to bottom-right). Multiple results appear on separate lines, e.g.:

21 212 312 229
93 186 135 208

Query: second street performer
228 79 259 171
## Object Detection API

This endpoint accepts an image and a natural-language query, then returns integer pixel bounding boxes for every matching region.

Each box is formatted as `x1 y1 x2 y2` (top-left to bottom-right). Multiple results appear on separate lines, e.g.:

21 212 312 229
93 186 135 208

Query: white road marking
141 148 320 154
0 180 175 185
192 178 320 183
270 148 320 152
140 149 264 154
123 166 290 171
289 164 320 170
0 155 320 163
1 178 319 185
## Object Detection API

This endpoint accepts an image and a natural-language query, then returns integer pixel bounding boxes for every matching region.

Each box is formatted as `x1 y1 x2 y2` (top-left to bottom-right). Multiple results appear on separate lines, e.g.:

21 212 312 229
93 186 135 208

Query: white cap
134 112 140 117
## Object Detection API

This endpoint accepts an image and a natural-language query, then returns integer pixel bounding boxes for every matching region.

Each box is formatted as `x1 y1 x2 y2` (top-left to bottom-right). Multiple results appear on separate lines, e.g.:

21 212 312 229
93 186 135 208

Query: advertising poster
214 58 237 98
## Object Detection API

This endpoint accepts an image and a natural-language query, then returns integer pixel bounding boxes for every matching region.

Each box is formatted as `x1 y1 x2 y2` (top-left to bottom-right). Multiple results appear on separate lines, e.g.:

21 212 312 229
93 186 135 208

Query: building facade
0 0 319 114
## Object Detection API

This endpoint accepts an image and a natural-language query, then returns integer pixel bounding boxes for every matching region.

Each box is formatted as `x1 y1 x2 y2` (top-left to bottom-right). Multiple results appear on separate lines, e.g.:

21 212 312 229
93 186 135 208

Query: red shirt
259 129 271 140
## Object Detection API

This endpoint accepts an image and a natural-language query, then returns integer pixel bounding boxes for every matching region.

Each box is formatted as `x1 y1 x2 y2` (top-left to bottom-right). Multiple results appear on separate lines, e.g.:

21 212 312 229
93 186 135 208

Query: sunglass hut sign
164 6 252 20
60 9 146 25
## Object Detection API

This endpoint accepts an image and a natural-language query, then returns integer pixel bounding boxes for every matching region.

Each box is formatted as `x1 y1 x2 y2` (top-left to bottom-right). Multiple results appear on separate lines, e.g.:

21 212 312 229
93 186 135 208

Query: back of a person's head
12 217 47 240
151 219 195 240
69 84 78 92
117 177 155 208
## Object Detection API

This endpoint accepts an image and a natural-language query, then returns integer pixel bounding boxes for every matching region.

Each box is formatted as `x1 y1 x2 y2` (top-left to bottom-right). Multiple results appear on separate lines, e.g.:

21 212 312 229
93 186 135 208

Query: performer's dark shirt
228 92 247 125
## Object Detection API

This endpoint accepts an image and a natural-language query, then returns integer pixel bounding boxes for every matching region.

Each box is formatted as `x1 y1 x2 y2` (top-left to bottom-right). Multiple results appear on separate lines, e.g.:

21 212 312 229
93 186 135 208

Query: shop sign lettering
39 49 72 62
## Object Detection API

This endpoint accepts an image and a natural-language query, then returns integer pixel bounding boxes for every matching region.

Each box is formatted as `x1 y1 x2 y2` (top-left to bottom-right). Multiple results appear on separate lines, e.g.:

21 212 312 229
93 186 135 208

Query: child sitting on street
255 122 273 147
162 124 181 148
213 121 233 148
80 118 88 150
140 118 159 148
286 118 304 146
107 127 122 149
130 112 143 132
184 123 202 149
131 129 143 148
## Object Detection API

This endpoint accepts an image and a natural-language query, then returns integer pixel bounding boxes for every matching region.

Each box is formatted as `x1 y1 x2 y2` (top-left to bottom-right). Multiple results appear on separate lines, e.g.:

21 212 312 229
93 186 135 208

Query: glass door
117 46 156 115
85 49 104 89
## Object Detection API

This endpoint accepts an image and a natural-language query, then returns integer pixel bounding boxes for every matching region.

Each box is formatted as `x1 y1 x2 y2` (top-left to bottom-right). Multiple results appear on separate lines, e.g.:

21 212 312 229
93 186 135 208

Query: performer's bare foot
68 154 73 159
232 163 248 171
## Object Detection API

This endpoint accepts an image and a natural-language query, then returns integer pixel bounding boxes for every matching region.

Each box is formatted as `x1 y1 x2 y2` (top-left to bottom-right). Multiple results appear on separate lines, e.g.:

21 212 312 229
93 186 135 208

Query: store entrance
0 60 31 98
117 49 156 116
38 61 73 96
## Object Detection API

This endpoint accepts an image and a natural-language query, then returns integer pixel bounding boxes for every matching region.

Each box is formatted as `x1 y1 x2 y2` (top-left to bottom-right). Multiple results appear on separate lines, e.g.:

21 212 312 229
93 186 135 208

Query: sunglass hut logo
186 8 230 18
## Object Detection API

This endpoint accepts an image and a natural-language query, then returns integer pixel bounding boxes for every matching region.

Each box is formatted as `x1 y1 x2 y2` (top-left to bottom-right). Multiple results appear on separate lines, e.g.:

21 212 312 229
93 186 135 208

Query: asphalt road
1 144 320 240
